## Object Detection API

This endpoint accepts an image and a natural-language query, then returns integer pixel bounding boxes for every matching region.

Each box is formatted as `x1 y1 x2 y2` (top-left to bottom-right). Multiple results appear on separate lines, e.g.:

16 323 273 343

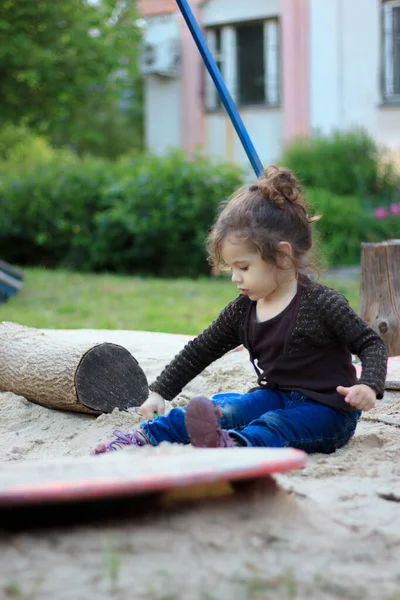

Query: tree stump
0 322 149 414
359 240 400 357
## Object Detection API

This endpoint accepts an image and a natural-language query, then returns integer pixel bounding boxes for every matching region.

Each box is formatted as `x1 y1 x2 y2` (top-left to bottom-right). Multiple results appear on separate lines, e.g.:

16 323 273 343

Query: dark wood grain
75 343 149 412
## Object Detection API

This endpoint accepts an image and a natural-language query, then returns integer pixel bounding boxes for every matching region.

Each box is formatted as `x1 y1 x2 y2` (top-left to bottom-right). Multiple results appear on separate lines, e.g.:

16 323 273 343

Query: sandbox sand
0 329 399 600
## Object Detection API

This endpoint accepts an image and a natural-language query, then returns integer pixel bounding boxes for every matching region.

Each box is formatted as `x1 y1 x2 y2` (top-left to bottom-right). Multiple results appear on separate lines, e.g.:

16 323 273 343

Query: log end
75 343 149 414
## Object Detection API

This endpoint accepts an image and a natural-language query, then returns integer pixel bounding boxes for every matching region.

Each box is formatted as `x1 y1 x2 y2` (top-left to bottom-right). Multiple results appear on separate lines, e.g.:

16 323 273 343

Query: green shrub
3 138 397 273
0 157 111 266
308 188 400 265
0 150 242 275
282 129 400 201
88 151 243 276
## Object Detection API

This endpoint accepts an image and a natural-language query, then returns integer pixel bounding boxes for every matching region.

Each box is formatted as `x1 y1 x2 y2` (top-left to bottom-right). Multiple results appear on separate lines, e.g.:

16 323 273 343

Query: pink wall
281 0 310 142
139 0 177 17
180 2 204 154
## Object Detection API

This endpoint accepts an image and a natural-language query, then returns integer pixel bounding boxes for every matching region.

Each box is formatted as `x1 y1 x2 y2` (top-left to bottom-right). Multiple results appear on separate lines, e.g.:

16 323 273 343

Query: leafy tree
0 0 143 156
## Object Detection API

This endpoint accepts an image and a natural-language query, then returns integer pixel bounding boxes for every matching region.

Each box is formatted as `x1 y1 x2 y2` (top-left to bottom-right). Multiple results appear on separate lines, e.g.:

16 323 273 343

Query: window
382 0 400 102
214 28 223 109
205 19 280 110
237 23 265 105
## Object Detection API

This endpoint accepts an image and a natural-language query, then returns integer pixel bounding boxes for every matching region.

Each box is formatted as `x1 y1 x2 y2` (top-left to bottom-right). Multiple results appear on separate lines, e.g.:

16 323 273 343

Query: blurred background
0 0 399 330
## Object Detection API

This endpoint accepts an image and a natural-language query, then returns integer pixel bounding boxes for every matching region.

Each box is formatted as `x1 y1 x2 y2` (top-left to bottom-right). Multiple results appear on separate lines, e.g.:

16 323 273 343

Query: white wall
205 108 282 176
142 14 182 154
310 0 342 132
240 109 282 168
145 75 182 154
310 0 400 149
205 113 226 161
377 107 400 148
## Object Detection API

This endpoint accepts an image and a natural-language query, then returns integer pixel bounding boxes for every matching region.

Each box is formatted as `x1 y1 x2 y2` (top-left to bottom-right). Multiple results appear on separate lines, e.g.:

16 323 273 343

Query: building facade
139 0 400 170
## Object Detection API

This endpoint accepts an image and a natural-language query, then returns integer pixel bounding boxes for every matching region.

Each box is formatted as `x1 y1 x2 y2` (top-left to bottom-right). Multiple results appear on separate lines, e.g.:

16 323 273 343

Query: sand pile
0 329 399 600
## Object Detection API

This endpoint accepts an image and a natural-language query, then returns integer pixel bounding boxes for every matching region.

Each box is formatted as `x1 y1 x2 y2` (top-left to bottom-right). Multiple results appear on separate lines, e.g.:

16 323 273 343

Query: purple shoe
92 429 149 455
185 395 235 448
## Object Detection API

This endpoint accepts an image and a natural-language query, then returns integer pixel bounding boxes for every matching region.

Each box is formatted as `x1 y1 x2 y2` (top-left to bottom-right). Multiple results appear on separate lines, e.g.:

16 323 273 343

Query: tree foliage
0 0 143 156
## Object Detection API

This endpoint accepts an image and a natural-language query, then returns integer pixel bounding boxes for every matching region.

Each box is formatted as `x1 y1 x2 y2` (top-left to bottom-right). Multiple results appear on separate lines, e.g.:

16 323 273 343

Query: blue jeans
140 389 361 454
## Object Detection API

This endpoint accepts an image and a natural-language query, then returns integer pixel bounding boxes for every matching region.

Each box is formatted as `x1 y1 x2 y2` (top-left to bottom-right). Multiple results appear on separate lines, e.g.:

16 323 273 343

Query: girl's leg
214 388 287 430
92 408 190 453
92 389 291 454
233 394 361 453
142 388 287 445
140 407 189 445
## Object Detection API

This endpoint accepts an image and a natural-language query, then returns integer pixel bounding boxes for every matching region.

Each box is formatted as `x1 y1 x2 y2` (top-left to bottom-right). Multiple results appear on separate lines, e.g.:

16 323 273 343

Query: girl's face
221 236 294 302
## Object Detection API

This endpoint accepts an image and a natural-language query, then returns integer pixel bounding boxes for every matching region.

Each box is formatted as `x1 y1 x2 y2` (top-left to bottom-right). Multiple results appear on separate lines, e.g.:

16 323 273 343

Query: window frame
381 0 400 104
204 18 281 113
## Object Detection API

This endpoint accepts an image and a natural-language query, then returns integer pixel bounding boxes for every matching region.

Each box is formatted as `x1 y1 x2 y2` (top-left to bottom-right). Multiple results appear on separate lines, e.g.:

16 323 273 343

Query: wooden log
0 322 149 414
359 240 400 357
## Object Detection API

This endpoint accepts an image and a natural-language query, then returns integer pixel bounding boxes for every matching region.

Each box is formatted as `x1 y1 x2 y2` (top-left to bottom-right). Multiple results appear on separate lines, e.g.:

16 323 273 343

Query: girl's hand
336 384 376 412
138 392 166 420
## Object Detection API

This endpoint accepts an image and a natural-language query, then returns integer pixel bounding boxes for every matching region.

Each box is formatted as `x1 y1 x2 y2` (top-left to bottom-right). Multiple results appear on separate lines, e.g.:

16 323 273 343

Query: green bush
308 188 400 265
0 157 111 266
0 150 242 275
88 151 243 276
2 134 397 272
282 129 400 201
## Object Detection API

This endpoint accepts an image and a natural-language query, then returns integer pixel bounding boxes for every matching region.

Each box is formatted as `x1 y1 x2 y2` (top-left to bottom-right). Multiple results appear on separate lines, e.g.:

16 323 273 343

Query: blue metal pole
175 0 264 178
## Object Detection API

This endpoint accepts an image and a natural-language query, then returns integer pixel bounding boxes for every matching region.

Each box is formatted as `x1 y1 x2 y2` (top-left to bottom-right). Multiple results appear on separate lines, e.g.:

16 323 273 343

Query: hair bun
257 165 301 209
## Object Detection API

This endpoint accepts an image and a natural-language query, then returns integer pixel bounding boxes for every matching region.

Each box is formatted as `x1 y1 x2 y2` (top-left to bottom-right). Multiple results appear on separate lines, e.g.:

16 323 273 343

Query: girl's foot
92 429 149 455
184 395 235 448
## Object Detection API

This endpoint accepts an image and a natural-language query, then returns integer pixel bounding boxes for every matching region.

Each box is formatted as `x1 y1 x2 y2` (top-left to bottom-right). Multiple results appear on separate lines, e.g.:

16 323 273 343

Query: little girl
93 166 387 454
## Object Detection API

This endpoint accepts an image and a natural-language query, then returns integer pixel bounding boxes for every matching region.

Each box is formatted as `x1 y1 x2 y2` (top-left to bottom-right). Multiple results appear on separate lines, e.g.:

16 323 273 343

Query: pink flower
374 207 388 220
389 203 400 216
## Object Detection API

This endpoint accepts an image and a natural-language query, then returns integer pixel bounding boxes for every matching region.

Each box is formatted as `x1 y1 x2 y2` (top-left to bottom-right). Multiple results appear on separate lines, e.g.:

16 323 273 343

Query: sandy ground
0 329 399 600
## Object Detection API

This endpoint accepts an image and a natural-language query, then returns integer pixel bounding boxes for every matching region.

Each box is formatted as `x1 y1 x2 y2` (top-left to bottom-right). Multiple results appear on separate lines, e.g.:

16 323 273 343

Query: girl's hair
207 165 321 276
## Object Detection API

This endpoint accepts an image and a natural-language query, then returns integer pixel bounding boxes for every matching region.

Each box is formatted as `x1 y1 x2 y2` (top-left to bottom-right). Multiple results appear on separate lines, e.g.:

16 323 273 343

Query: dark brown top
245 291 359 409
149 277 388 412
248 293 299 373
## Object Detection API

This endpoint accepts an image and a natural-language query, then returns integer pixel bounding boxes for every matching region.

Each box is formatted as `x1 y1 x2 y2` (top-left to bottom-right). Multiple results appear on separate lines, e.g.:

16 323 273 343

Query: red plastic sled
0 447 307 508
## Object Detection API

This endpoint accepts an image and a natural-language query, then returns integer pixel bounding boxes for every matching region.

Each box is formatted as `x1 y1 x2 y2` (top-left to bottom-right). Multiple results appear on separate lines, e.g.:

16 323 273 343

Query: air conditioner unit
140 38 180 78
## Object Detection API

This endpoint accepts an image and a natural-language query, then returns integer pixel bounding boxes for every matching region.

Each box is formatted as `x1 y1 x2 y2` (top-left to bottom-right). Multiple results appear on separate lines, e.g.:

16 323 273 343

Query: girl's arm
148 295 247 401
318 289 388 398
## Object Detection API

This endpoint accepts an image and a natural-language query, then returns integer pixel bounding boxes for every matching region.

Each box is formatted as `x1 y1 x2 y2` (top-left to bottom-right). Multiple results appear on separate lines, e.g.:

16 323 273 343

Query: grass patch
1 267 360 334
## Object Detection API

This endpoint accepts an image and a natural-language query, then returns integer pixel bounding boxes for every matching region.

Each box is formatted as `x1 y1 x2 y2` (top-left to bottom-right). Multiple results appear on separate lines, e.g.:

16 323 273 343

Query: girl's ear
278 241 293 255
277 241 294 268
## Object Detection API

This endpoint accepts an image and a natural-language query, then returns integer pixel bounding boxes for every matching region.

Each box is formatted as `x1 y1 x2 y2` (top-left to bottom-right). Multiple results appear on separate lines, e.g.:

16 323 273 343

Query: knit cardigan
149 278 388 404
